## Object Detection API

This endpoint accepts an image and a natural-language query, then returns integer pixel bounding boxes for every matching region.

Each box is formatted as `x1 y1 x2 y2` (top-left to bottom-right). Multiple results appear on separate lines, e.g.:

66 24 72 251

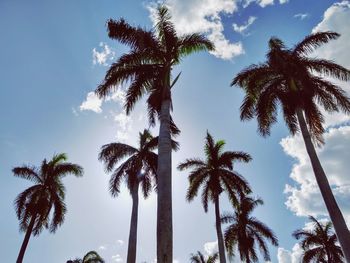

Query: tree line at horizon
11 5 350 263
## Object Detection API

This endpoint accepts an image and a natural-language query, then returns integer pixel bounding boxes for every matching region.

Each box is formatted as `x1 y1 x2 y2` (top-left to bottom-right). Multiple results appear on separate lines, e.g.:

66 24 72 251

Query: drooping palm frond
221 196 278 263
293 31 340 56
293 216 344 263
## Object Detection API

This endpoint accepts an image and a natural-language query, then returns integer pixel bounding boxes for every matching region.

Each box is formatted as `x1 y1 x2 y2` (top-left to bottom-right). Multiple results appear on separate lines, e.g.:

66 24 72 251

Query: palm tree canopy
95 5 214 132
221 196 278 262
190 251 219 263
232 31 350 144
82 251 105 263
99 129 178 197
178 131 251 212
13 153 83 236
293 216 344 263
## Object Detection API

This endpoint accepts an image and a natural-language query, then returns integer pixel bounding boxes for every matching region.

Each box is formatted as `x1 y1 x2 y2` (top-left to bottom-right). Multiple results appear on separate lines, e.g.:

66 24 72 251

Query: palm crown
190 251 219 263
221 196 278 262
178 132 252 210
232 31 350 144
95 5 214 130
98 129 163 197
293 216 344 263
13 153 83 235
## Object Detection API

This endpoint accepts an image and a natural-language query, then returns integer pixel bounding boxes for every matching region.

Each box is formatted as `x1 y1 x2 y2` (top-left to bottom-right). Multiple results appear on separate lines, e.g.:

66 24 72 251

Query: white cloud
117 239 124 245
293 13 309 20
277 244 303 263
279 0 289 3
114 112 132 141
93 42 115 66
203 240 218 256
112 254 123 262
147 0 244 60
80 92 103 113
242 0 274 8
98 245 107 250
233 16 257 34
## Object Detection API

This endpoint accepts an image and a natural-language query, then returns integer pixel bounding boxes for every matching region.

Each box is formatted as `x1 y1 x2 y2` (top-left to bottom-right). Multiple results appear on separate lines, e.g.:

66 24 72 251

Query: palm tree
98 129 178 263
190 251 219 263
232 31 350 260
293 216 344 263
178 132 252 263
221 196 278 262
13 153 83 263
67 251 105 263
95 6 213 262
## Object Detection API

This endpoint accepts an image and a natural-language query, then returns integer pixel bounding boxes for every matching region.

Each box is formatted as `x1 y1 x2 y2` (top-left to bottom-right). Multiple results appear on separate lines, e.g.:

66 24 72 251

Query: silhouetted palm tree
66 250 105 263
221 196 278 262
232 31 350 260
13 153 83 263
98 129 178 263
293 216 344 263
178 132 252 263
95 6 213 262
190 251 219 263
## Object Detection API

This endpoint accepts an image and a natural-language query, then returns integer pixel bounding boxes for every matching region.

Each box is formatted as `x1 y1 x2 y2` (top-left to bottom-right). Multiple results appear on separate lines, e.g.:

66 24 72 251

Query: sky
1 0 350 262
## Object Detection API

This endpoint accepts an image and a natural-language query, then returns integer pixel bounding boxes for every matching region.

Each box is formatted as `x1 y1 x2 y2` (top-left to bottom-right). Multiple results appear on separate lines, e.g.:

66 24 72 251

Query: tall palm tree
95 6 213 262
190 251 219 263
13 153 83 263
178 132 252 263
98 129 178 263
221 196 278 262
231 31 350 260
67 251 105 263
293 216 344 263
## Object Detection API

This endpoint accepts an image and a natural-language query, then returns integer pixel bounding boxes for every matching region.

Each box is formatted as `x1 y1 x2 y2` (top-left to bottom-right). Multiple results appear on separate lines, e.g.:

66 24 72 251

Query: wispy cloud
112 254 123 262
293 13 309 20
93 42 115 66
79 92 103 113
233 16 257 34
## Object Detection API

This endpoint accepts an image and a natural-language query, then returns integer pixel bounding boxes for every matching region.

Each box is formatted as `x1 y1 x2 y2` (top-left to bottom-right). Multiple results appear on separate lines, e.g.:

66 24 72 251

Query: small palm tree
190 251 218 263
98 129 178 263
67 250 105 263
13 153 83 263
221 196 278 262
232 31 350 260
95 6 213 262
178 132 252 263
293 216 344 263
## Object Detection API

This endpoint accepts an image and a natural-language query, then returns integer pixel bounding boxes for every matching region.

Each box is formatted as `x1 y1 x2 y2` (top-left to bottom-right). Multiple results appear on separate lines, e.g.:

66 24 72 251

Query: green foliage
190 251 219 263
293 216 344 263
13 154 83 236
221 196 278 262
232 31 350 144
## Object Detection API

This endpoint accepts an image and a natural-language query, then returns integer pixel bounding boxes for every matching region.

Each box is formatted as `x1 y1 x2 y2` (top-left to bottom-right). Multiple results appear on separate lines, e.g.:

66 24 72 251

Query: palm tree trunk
16 214 36 263
157 79 173 263
296 108 350 262
214 196 226 263
127 182 139 263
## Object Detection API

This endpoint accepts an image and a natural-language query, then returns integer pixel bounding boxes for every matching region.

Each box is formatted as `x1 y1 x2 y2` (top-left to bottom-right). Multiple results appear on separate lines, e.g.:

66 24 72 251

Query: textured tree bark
16 215 36 263
214 197 226 263
127 182 139 263
296 108 350 263
157 96 173 263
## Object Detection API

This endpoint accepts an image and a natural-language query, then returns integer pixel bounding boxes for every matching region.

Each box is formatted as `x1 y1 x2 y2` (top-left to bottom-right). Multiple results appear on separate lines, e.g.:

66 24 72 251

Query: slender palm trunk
296 109 350 262
127 182 139 263
214 196 226 263
17 214 36 263
157 77 173 263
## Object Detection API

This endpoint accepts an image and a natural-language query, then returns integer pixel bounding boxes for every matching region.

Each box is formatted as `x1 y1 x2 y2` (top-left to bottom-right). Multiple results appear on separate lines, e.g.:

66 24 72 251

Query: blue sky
1 0 350 262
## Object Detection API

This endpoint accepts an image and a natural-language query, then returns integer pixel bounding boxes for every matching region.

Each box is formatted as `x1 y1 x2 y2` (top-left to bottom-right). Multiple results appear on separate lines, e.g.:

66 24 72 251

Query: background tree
98 130 162 263
66 250 105 263
293 216 344 263
232 31 350 260
178 132 252 263
13 153 83 263
221 196 278 262
95 6 213 262
190 251 219 263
